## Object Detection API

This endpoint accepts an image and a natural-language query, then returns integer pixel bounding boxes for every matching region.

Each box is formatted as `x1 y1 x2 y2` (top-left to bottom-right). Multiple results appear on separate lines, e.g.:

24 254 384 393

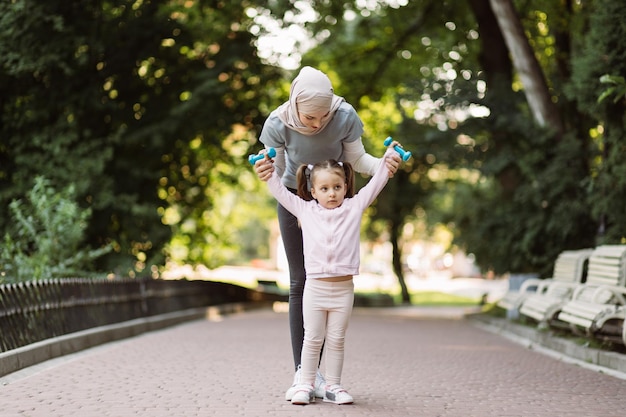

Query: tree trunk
390 218 411 304
489 0 563 135
468 0 521 196
468 0 512 88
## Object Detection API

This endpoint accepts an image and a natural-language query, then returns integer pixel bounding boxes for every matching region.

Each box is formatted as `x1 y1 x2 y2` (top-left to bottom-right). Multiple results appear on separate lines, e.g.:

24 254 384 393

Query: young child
254 141 401 405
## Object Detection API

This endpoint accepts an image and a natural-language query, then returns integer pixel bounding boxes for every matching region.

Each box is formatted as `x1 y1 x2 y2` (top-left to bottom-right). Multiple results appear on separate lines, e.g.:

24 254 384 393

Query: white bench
498 249 592 316
556 245 626 345
520 245 625 329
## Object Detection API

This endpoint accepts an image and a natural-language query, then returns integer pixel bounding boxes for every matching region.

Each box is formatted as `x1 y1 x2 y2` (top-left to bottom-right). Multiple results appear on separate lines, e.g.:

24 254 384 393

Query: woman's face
298 110 330 132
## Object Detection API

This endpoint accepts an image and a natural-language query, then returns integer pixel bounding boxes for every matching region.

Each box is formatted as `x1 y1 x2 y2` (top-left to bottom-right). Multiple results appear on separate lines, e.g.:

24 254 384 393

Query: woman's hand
254 152 274 182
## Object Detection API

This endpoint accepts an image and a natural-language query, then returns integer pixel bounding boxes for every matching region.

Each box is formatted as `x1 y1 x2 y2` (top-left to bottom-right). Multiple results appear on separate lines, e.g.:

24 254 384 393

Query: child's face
298 110 329 132
310 169 347 209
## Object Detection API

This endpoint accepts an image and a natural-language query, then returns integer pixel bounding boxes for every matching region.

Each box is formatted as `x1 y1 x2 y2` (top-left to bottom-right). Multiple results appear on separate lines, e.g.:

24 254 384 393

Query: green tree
0 1 283 276
446 0 598 275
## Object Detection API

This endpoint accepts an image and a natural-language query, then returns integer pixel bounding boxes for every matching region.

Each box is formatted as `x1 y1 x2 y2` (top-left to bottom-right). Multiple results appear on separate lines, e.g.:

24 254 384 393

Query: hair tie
338 161 343 166
307 164 314 171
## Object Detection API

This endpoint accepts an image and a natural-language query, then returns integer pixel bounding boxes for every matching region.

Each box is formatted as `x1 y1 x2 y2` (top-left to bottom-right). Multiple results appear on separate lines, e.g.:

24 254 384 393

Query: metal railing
0 277 283 352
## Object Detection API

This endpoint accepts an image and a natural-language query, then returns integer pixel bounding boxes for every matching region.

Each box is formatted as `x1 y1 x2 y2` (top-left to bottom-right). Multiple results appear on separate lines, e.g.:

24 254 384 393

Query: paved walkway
1 307 625 417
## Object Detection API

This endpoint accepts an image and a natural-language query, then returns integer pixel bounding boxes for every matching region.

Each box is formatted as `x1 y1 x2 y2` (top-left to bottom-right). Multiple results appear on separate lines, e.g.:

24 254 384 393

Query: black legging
277 190 323 371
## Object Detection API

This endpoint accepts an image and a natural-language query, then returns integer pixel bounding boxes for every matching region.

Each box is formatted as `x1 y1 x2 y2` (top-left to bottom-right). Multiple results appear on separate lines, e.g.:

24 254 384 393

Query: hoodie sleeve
266 171 307 216
352 148 394 210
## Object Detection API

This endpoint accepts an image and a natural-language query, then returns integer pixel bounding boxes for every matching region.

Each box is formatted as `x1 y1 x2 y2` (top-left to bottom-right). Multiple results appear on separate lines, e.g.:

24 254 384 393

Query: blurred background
1 0 624 307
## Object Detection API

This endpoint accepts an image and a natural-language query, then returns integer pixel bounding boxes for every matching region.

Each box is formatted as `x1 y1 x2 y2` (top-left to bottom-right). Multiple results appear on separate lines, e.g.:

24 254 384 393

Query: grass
405 291 481 306
354 290 481 307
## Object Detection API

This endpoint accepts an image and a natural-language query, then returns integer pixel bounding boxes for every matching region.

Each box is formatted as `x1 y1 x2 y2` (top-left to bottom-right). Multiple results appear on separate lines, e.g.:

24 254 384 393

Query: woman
254 66 401 400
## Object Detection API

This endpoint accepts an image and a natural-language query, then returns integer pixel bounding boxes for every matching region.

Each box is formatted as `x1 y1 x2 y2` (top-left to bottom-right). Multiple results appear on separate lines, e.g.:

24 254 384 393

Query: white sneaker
323 384 354 405
284 365 302 401
290 384 315 405
314 369 326 398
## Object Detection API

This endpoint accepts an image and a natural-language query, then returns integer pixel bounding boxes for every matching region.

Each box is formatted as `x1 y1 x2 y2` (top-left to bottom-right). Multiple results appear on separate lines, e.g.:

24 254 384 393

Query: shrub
0 176 111 282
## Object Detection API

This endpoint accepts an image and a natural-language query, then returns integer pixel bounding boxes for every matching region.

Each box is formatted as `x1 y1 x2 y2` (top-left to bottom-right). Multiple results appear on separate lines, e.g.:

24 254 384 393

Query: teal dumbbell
383 137 411 161
248 147 276 165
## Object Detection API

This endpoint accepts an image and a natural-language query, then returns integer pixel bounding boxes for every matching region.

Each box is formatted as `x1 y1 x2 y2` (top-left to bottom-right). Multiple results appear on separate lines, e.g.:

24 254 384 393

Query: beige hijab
276 66 345 135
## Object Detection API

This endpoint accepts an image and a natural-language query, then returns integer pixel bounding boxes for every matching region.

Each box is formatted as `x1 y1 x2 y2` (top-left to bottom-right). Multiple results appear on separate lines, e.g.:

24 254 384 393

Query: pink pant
300 278 354 386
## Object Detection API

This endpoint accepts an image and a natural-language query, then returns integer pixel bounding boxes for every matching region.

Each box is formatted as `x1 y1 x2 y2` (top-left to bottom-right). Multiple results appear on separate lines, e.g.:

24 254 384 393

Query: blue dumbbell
383 137 411 161
248 147 276 165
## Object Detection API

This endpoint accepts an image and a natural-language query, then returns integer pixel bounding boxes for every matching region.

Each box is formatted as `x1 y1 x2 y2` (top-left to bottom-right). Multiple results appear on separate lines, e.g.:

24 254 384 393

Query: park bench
556 245 626 345
498 249 592 317
519 245 626 330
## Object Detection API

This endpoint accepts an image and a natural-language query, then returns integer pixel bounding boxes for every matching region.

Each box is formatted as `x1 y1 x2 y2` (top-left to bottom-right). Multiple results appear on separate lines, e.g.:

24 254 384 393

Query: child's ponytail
296 165 314 201
342 162 355 198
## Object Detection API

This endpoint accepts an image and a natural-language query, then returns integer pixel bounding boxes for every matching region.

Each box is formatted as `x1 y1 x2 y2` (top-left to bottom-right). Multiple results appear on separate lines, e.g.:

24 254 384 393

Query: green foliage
0 177 111 283
566 0 626 244
0 1 283 276
597 74 626 104
293 0 624 277
442 110 598 275
165 158 278 268
441 0 625 272
3 0 625 281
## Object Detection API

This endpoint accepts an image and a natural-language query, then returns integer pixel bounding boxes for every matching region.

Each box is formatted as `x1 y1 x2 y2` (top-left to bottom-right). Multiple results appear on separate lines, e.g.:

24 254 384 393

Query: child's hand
385 140 402 178
254 152 274 182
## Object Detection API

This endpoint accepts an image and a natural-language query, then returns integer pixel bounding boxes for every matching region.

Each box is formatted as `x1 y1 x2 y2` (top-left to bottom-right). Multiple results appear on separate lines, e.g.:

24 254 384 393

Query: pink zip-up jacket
267 149 394 279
